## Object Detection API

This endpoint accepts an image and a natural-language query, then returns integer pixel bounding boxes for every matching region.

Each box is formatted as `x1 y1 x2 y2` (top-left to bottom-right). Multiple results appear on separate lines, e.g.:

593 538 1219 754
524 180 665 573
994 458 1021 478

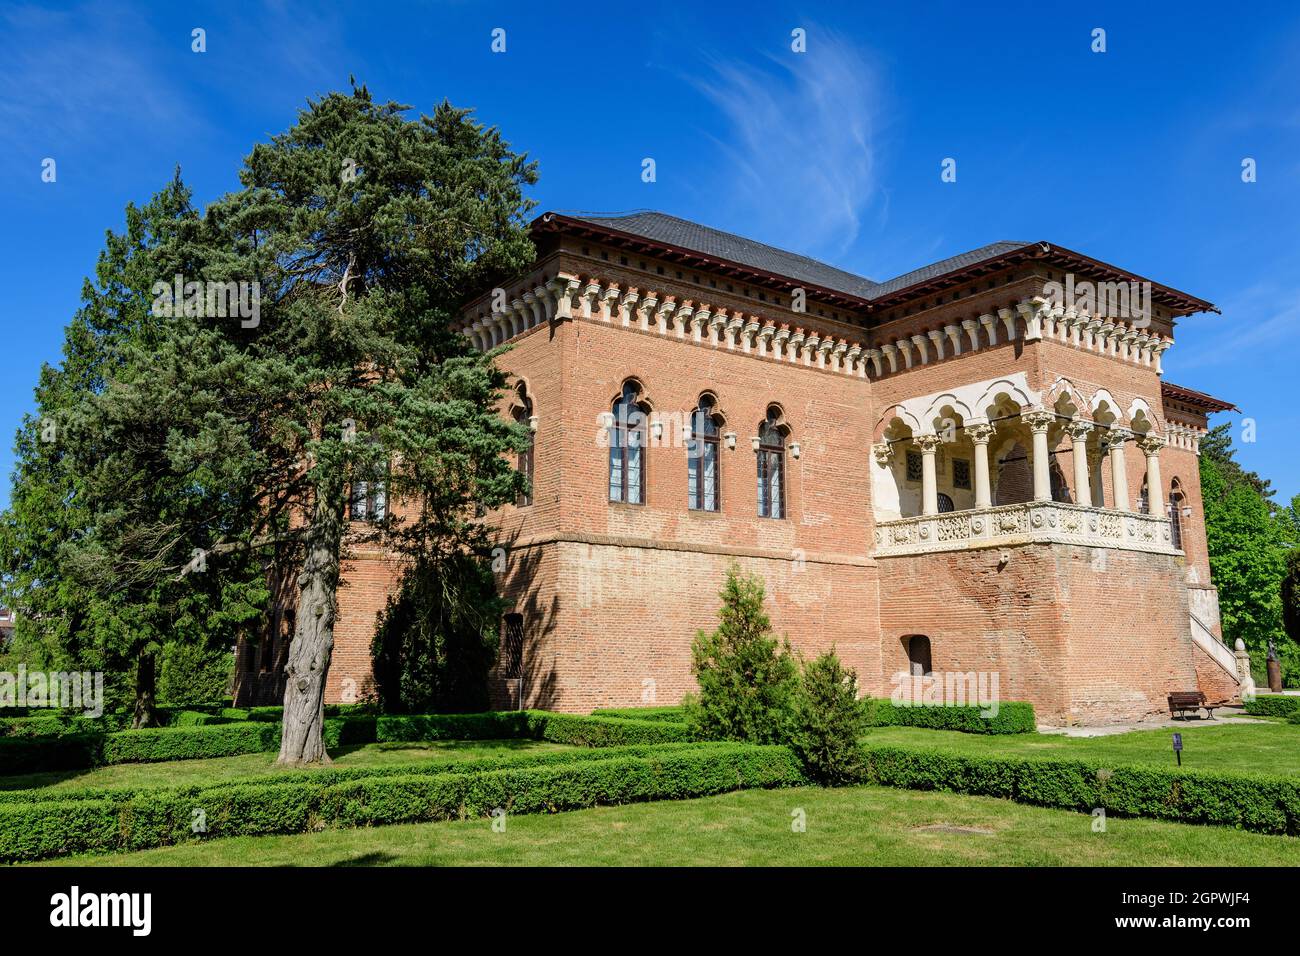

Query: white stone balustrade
873 500 1179 558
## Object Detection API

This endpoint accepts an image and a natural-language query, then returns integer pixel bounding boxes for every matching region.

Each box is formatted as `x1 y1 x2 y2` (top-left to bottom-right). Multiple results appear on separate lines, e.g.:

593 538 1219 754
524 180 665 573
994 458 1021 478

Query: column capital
872 442 894 467
1136 433 1165 456
1103 426 1133 448
1020 408 1055 433
1066 418 1095 442
914 433 942 453
963 422 995 444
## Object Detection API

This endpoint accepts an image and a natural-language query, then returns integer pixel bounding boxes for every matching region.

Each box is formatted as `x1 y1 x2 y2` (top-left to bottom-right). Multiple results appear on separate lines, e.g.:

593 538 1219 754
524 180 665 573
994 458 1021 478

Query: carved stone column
1137 434 1166 517
1105 428 1133 512
964 422 995 509
1066 419 1094 508
1021 409 1056 502
916 434 942 516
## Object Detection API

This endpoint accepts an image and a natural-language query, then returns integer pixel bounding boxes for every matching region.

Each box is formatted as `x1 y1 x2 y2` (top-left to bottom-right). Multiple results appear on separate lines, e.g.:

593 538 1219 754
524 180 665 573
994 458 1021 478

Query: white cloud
0 2 196 152
684 31 879 260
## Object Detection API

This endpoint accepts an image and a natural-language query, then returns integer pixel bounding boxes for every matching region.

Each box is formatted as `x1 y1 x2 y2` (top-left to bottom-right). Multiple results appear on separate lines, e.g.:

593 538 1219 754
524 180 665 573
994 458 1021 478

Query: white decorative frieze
873 501 1178 558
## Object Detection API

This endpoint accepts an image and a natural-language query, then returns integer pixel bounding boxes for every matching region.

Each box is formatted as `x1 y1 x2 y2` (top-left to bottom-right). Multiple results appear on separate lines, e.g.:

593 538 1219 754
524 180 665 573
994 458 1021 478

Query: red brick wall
878 543 1198 725
488 315 879 712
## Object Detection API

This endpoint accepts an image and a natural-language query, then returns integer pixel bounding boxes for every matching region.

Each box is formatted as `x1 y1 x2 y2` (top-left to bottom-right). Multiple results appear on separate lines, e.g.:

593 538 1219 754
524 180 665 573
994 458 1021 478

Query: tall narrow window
512 385 534 507
1168 479 1184 551
688 396 721 512
757 407 786 519
349 449 388 522
502 613 524 680
609 381 647 504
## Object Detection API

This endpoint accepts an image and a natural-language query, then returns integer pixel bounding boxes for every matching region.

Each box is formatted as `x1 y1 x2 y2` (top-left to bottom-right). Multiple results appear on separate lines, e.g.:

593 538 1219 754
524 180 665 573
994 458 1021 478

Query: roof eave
867 242 1218 317
532 212 873 311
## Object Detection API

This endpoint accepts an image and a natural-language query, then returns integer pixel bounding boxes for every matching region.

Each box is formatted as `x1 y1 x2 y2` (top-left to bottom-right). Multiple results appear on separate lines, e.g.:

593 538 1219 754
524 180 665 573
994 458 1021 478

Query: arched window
757 407 786 519
688 396 721 512
609 381 647 505
1168 478 1185 551
512 384 534 507
906 635 933 677
936 492 955 513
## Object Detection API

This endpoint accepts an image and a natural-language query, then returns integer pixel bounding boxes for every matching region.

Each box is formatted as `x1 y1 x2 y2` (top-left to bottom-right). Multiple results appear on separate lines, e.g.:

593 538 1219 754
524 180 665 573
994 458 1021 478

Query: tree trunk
132 652 158 728
277 479 344 765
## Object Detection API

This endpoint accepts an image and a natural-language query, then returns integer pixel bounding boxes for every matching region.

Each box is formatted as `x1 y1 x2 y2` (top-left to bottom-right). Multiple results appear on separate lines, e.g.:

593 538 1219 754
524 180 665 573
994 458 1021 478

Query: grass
865 721 1300 775
36 783 1300 867
0 739 574 794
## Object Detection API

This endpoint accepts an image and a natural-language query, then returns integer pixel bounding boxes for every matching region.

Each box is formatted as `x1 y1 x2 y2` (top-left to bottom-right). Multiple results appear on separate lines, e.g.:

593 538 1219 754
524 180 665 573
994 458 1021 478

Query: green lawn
38 783 1300 867
866 721 1300 775
0 739 575 794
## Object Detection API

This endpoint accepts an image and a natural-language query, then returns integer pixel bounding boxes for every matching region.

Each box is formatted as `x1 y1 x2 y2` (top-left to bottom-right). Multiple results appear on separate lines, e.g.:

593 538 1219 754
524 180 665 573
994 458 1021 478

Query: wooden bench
1168 691 1221 720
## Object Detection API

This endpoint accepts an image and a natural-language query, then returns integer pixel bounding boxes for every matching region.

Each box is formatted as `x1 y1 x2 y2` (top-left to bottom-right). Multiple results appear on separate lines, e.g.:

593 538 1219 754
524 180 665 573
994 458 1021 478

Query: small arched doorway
905 635 932 677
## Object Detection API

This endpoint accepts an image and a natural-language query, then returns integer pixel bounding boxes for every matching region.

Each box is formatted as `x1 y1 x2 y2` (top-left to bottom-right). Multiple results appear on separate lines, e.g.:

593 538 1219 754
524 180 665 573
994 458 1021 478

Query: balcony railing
873 500 1178 557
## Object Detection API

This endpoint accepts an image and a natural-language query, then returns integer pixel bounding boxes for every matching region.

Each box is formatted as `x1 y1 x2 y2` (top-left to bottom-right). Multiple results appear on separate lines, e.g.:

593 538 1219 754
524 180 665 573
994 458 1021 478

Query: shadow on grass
328 852 398 867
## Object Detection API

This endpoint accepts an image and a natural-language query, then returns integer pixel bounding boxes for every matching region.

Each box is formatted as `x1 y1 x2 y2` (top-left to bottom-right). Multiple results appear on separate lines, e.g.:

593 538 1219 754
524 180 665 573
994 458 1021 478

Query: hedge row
0 717 379 775
0 711 692 774
590 707 688 724
527 712 692 747
861 698 1036 734
1243 695 1300 719
0 742 719 806
0 744 806 862
861 744 1300 835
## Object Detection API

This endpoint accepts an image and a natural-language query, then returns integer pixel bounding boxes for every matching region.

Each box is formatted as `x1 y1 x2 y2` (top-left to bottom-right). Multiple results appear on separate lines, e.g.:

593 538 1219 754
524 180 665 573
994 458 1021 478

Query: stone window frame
757 404 789 520
609 378 650 506
687 392 724 513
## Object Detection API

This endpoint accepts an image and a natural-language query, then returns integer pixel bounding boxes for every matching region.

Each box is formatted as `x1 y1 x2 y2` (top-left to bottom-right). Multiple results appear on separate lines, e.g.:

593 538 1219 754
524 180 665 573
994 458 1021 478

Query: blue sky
2 0 1297 508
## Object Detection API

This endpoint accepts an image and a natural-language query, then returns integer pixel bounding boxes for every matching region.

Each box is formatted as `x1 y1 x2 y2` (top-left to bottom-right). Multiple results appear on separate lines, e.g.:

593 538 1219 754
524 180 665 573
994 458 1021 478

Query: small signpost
1172 732 1183 766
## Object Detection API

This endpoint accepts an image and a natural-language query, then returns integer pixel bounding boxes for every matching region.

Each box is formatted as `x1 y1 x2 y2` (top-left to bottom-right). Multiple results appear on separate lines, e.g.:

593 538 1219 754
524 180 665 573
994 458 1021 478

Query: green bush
528 712 691 747
0 709 697 774
591 707 687 723
860 744 1300 835
156 643 235 708
377 712 530 742
789 651 865 785
0 717 379 774
0 744 806 861
1243 695 1300 719
861 698 1036 734
683 566 797 744
0 743 720 805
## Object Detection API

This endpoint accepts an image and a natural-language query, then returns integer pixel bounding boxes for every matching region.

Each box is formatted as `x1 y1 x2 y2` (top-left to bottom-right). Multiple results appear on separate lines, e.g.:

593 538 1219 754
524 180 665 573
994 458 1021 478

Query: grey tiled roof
566 211 881 299
562 211 1032 303
865 241 1034 299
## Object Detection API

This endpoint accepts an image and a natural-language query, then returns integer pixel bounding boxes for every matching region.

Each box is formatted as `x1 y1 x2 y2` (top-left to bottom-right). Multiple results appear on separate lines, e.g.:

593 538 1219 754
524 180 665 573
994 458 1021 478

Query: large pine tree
2 85 539 756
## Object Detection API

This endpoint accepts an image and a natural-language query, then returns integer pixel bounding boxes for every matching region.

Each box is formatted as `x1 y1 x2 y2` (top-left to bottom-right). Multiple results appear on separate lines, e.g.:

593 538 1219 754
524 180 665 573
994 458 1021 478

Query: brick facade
234 212 1241 725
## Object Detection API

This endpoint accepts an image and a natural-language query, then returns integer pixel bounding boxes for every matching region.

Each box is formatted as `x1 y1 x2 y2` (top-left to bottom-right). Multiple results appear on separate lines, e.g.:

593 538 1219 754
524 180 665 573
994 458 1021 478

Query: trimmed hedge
0 742 721 806
0 710 690 774
527 712 692 746
0 744 806 862
0 717 380 774
861 744 1300 835
590 707 688 723
377 712 530 742
861 698 1036 734
1244 695 1300 719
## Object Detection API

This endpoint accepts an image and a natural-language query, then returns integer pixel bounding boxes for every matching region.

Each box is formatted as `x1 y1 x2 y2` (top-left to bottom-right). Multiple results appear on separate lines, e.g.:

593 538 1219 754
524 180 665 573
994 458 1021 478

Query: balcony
872 500 1178 558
